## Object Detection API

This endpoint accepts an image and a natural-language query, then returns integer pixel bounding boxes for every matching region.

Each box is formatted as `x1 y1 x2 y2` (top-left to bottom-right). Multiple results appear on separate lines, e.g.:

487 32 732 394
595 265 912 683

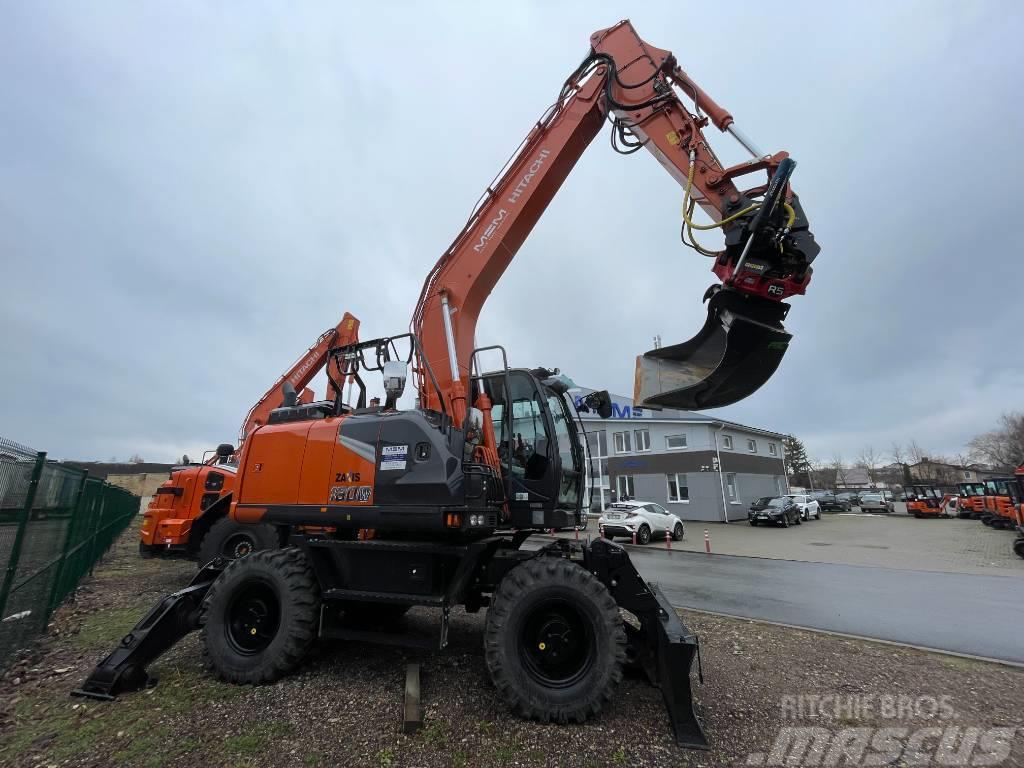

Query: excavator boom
413 20 819 420
239 312 360 442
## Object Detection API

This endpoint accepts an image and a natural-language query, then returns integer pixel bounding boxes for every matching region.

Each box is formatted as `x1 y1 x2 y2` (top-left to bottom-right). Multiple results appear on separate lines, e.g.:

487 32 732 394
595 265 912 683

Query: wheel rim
639 526 650 543
518 598 594 689
223 532 256 559
226 580 281 655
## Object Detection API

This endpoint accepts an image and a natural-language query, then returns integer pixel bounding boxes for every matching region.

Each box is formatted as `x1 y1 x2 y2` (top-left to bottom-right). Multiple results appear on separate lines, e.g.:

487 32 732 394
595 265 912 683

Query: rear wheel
1014 538 1024 560
201 548 320 685
672 522 684 541
484 557 625 725
636 524 651 545
782 515 790 528
794 513 802 526
198 517 281 566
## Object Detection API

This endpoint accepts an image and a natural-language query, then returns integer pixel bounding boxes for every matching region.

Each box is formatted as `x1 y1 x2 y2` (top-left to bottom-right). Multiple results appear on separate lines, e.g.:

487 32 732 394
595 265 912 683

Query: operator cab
477 368 589 530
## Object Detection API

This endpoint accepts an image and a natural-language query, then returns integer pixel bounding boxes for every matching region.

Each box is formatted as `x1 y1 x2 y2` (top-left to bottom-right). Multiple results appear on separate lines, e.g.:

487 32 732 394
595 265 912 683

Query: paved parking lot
557 510 1023 577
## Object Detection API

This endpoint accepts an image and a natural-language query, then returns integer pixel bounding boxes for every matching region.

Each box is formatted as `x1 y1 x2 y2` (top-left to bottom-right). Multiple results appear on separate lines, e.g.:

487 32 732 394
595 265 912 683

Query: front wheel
484 557 626 725
794 513 802 526
1014 538 1024 560
782 515 790 528
749 520 758 527
201 548 320 685
636 525 651 545
671 522 685 541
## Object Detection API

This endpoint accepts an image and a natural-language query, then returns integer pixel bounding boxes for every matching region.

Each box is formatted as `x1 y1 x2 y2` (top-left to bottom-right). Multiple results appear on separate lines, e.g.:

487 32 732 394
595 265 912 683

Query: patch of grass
223 722 296 758
612 746 628 764
71 601 154 649
0 665 241 767
421 720 447 745
303 754 323 767
493 742 519 765
377 747 395 768
451 751 468 768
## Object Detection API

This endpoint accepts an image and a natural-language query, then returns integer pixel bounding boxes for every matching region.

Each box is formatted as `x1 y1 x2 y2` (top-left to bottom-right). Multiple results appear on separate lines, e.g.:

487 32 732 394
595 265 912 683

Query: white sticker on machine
380 444 408 471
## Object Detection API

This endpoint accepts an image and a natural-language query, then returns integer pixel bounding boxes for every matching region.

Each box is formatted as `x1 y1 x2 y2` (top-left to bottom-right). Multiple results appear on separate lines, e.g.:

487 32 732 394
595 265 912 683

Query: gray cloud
2 2 1021 465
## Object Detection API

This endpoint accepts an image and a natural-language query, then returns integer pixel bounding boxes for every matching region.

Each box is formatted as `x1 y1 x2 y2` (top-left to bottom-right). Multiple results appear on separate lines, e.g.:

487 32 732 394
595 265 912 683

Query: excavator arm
413 20 819 420
238 312 360 443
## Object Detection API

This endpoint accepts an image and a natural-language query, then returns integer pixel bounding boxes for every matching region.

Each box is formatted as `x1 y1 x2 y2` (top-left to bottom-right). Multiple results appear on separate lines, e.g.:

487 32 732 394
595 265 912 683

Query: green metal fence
0 437 140 668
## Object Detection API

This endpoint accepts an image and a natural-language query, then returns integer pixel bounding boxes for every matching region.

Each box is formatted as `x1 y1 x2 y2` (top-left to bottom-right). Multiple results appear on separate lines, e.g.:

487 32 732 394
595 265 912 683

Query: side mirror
582 390 614 420
216 443 235 458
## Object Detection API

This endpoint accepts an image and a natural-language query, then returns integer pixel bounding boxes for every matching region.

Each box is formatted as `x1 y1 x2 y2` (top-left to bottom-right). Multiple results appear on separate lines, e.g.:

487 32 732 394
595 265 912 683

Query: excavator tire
200 548 320 685
484 557 625 725
1014 538 1024 560
198 518 281 566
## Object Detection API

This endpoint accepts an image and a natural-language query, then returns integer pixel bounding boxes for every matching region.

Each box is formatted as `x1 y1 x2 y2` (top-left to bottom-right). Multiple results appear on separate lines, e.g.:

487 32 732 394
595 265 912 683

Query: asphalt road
622 548 1024 664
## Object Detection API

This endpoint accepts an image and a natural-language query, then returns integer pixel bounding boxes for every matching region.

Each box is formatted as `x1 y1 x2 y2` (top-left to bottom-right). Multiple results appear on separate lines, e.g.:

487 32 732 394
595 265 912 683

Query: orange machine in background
139 313 359 562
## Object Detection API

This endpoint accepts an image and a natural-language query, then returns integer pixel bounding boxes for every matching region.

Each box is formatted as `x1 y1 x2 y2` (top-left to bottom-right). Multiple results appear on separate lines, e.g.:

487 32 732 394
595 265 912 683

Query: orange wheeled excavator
75 21 821 748
138 313 359 562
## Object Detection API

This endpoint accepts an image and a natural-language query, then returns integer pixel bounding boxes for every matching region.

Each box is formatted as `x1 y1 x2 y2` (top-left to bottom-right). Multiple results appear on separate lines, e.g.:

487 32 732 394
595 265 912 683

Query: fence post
46 470 89 614
0 451 46 621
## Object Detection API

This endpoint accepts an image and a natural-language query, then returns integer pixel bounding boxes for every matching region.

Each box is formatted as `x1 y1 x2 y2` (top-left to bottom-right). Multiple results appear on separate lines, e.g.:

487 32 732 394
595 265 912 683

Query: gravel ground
1 529 1022 768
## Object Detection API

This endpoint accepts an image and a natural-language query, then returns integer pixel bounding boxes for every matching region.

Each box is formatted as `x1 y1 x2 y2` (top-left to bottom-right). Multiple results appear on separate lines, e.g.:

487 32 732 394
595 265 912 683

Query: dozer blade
72 560 225 700
584 538 709 749
634 288 791 410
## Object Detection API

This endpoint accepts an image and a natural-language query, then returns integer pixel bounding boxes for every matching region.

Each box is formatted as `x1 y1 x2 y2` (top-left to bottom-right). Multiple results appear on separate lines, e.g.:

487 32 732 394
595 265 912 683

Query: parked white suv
598 500 685 545
786 493 822 521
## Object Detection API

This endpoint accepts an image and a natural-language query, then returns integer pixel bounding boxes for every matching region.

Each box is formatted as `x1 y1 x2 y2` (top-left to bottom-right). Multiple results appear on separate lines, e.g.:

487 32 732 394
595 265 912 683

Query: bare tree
831 452 851 488
907 440 927 465
968 412 1024 468
856 446 881 486
127 453 145 464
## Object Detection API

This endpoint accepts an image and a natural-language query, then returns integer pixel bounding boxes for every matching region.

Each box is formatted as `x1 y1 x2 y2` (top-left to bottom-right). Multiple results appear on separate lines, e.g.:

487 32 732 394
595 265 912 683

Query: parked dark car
812 490 851 513
836 491 861 506
748 496 802 527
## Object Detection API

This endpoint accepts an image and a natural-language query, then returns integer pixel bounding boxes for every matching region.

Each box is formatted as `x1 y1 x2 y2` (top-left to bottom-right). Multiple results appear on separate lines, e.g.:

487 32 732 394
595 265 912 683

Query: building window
634 429 651 452
769 443 777 456
726 473 738 501
616 475 635 500
747 439 757 453
963 471 973 480
666 473 689 502
666 434 687 450
613 431 632 454
722 435 733 449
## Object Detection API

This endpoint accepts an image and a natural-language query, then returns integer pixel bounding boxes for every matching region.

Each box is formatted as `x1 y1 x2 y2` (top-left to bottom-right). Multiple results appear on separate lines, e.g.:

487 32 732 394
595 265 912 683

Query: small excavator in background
139 313 359 562
904 484 958 519
77 20 821 748
979 476 1017 529
956 481 987 519
1012 464 1024 559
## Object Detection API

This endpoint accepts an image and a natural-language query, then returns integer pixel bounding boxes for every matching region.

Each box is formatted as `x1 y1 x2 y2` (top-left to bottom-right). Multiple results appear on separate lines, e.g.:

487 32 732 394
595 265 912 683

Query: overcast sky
2 2 1022 466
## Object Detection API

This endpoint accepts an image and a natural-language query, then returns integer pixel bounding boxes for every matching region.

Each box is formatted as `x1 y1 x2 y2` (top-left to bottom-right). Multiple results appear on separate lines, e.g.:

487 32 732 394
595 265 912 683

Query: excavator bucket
72 560 225 700
634 288 791 410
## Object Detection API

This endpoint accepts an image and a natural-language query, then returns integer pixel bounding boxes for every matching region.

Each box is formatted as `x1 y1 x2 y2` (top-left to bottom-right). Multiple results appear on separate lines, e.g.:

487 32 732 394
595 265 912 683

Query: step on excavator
74 21 820 748
138 314 359 563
